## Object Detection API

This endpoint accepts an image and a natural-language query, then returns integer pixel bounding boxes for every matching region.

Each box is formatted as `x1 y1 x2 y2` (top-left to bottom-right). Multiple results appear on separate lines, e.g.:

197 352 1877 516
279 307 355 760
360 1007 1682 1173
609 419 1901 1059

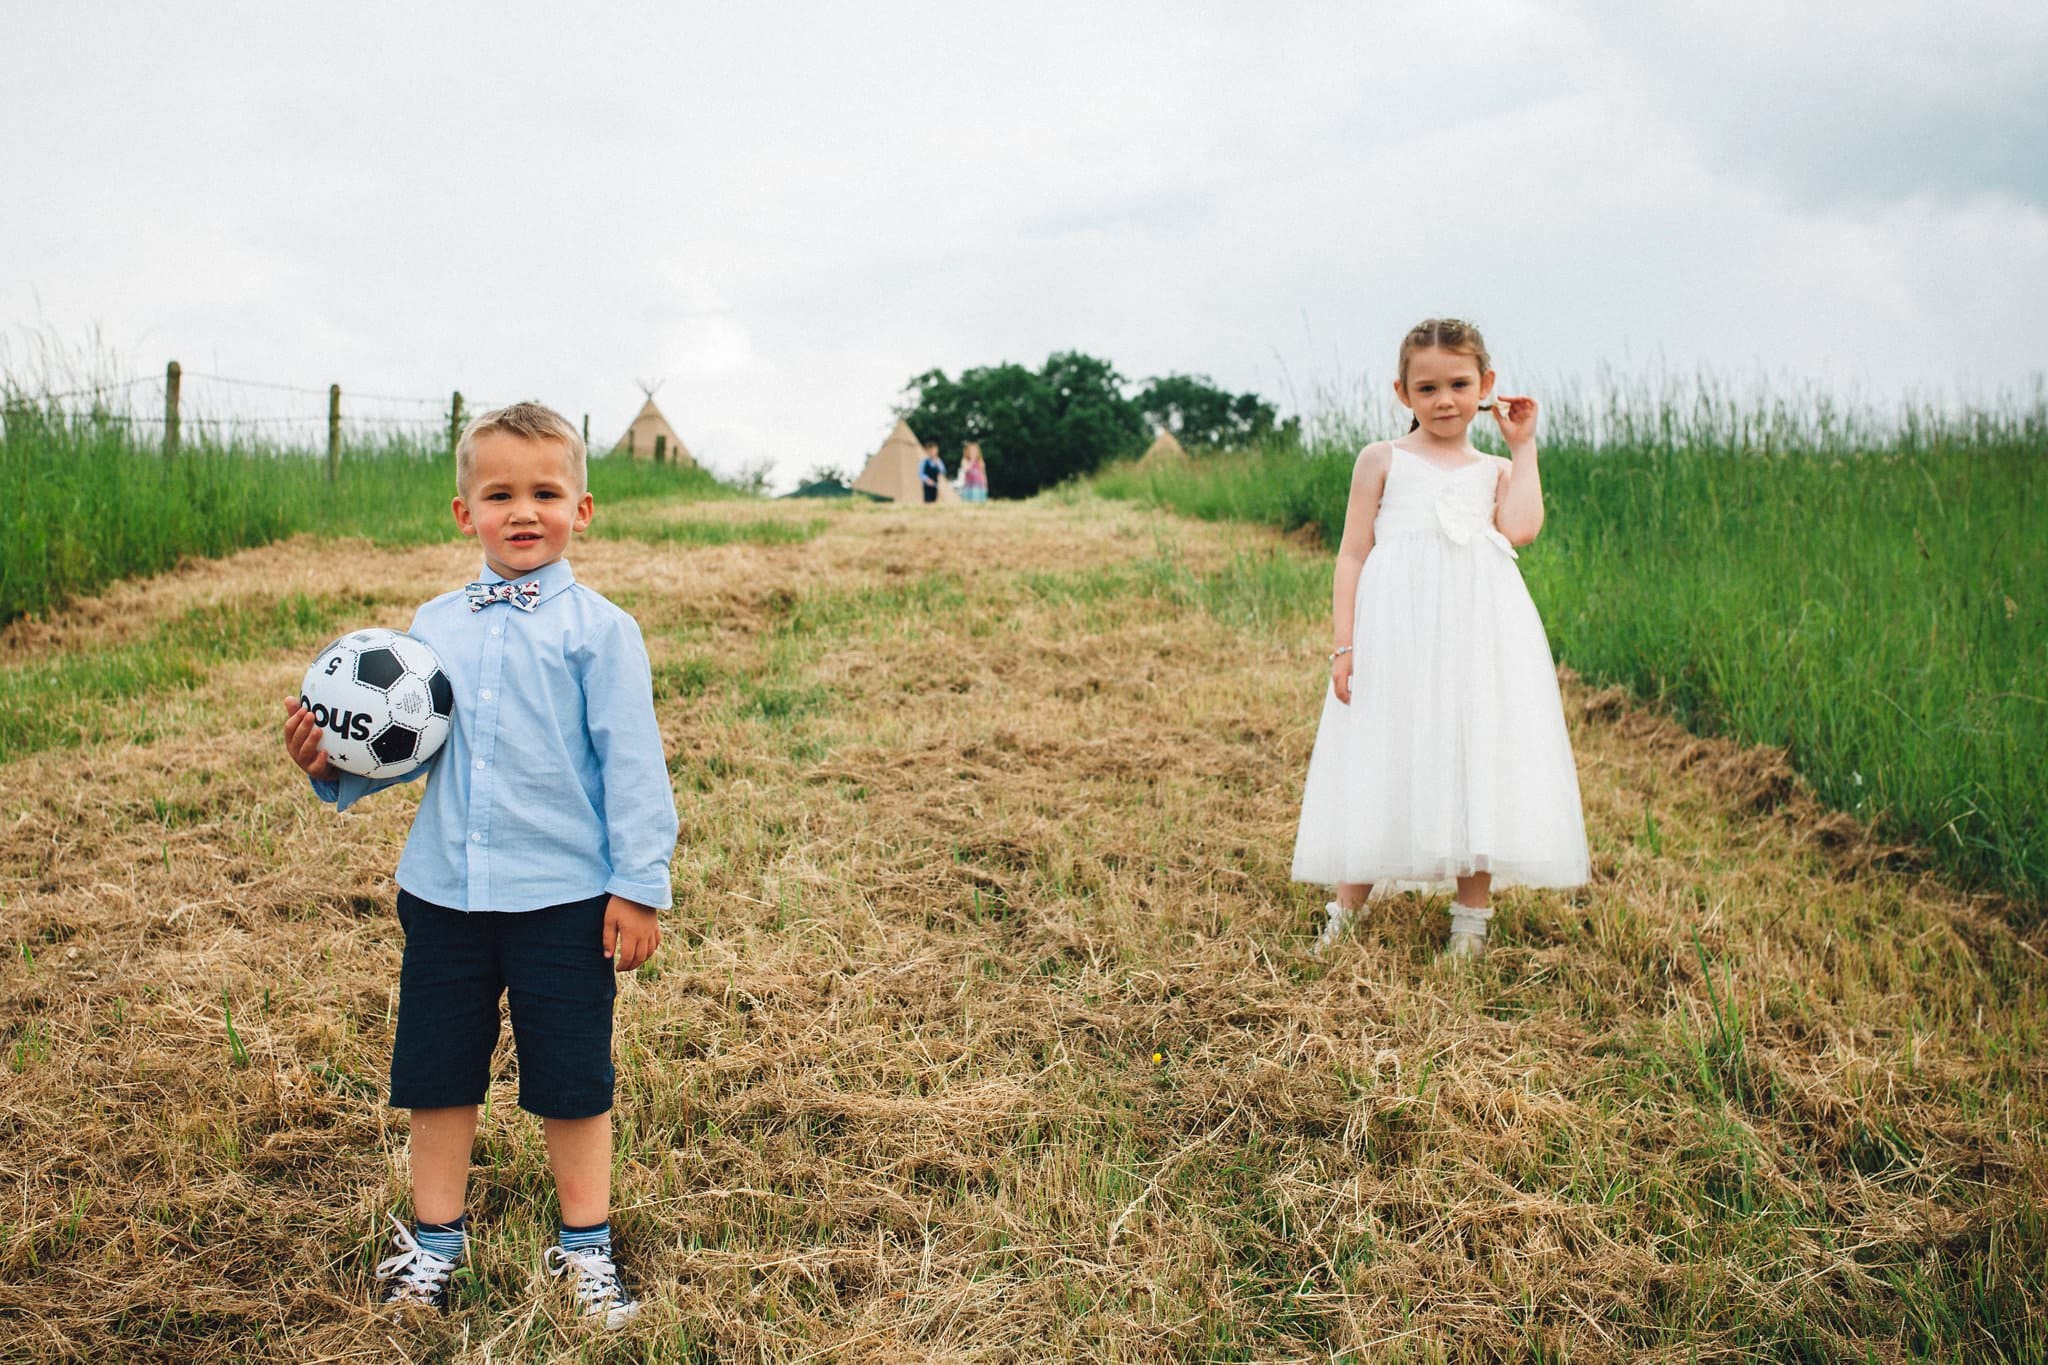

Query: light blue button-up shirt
313 559 677 913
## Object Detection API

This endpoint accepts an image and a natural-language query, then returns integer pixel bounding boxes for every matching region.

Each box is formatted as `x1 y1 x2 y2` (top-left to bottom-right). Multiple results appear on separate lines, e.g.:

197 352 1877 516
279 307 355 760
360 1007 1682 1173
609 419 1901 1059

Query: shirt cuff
604 873 672 911
310 771 385 813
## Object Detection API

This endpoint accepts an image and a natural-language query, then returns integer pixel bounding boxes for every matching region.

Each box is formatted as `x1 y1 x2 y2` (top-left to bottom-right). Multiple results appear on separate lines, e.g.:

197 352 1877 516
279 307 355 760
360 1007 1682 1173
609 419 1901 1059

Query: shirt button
474 759 486 770
480 689 493 701
470 832 484 843
491 626 502 637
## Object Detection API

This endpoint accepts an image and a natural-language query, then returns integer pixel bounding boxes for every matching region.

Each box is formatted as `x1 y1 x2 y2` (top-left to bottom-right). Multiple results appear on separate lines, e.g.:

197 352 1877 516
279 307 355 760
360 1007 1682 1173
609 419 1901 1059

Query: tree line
896 352 1296 499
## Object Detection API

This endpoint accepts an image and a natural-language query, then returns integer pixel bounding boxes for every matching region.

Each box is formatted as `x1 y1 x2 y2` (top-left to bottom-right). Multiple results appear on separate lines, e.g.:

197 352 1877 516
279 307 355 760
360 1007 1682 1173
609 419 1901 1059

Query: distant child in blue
282 401 677 1328
919 440 945 503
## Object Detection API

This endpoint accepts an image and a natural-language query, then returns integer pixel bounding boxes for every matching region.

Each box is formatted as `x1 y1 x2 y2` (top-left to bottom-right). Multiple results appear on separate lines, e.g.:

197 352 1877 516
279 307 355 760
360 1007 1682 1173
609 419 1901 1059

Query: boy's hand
283 697 338 781
603 896 661 973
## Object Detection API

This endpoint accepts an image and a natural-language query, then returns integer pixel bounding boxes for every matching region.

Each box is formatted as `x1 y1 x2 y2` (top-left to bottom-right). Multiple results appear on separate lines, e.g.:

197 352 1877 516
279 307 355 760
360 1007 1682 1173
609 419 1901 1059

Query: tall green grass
0 410 733 625
1093 384 2048 906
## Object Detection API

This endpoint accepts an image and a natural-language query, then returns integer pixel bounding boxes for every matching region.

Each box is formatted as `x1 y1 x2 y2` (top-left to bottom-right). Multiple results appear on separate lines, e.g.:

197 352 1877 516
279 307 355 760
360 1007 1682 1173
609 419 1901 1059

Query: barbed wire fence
2 361 605 479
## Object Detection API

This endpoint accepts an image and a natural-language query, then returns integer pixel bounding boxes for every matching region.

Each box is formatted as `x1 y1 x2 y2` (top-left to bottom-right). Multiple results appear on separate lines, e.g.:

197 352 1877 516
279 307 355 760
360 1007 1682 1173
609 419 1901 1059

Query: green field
4 377 2045 1358
1093 388 2048 906
3 497 2042 1360
0 410 731 625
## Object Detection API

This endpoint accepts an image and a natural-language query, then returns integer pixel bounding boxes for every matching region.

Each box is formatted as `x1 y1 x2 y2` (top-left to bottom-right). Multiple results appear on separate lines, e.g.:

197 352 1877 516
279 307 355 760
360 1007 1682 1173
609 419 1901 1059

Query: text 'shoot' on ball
299 628 453 779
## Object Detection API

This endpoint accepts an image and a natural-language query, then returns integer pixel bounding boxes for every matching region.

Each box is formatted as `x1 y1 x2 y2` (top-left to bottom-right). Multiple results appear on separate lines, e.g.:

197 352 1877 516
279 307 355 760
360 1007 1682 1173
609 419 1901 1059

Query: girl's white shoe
1441 929 1487 962
1312 901 1361 955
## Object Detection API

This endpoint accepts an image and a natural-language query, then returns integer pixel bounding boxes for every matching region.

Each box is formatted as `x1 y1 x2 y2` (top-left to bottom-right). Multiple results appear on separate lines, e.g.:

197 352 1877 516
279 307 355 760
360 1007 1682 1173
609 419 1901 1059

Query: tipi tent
1138 429 1190 467
612 396 696 465
853 419 958 503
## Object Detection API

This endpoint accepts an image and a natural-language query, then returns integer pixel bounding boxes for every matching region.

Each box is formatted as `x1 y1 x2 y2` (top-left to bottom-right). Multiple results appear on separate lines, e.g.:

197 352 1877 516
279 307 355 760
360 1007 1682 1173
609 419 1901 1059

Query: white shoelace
375 1214 457 1304
545 1244 638 1325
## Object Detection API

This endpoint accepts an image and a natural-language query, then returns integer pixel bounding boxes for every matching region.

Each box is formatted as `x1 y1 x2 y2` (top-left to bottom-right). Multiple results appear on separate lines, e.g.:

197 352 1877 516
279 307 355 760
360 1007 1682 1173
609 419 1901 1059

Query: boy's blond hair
455 401 587 497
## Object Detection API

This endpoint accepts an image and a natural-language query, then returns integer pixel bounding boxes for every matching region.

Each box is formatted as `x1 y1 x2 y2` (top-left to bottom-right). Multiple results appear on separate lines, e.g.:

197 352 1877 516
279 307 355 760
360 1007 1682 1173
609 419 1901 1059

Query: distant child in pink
960 442 989 503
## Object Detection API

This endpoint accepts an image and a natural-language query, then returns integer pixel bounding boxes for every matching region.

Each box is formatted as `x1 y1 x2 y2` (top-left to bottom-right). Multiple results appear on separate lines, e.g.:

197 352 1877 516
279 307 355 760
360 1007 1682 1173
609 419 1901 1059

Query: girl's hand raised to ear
1492 394 1539 448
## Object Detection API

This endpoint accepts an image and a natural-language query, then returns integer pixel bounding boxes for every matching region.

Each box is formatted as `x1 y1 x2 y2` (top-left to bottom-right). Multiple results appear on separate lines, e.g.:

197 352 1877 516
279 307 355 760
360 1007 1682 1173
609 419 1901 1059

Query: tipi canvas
1138 429 1190 467
853 419 958 503
612 397 696 465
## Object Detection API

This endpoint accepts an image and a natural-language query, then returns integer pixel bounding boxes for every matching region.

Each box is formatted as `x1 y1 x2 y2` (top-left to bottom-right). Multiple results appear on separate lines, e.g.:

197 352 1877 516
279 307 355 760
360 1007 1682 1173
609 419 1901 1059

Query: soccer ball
299 629 454 778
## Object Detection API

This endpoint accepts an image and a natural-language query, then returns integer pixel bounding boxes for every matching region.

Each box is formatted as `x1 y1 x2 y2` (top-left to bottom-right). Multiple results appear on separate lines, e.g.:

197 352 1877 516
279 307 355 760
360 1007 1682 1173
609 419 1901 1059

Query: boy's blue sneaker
375 1214 460 1311
545 1243 641 1329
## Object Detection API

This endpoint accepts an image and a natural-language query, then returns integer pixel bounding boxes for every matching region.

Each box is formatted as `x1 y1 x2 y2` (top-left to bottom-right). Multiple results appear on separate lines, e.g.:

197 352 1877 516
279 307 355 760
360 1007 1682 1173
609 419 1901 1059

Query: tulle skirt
1291 531 1590 893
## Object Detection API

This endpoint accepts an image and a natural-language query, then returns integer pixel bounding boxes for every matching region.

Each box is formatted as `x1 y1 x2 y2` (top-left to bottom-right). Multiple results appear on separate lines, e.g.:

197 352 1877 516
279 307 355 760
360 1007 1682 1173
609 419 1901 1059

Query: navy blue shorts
389 889 616 1119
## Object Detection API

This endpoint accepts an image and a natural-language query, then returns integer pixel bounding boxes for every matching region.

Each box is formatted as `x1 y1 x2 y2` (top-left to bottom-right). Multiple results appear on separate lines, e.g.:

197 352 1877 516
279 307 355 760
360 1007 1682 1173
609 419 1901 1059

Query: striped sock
414 1214 467 1263
559 1220 612 1256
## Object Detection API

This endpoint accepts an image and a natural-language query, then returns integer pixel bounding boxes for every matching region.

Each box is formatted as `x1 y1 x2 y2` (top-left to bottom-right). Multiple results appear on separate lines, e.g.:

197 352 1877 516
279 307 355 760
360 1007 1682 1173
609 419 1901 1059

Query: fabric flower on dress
1433 481 1518 560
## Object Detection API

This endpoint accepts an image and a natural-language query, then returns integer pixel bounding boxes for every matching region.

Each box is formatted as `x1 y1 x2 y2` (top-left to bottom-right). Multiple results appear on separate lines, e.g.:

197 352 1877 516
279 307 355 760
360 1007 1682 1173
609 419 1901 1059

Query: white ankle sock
1448 905 1491 938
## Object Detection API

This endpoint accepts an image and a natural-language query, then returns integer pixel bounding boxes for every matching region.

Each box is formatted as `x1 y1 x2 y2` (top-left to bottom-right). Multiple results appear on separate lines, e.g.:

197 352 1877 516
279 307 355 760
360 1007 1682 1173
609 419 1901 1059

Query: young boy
283 402 677 1328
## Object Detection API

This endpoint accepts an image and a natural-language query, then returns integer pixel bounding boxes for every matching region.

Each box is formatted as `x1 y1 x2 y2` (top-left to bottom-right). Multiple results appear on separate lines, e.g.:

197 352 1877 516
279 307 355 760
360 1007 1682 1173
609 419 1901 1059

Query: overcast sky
5 1 2044 487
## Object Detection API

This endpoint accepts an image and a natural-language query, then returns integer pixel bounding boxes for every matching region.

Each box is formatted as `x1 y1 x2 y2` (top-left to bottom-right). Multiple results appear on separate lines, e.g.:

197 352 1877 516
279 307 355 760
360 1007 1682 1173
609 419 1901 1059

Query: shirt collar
475 557 575 605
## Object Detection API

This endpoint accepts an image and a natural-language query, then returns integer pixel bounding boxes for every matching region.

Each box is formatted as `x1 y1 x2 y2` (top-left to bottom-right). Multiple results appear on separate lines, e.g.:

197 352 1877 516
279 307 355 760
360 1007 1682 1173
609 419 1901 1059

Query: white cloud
2 1 2042 488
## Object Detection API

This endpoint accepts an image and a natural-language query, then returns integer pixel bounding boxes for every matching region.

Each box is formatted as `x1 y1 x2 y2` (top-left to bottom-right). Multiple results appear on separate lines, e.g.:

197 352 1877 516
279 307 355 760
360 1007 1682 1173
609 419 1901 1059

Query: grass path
1 495 2043 1362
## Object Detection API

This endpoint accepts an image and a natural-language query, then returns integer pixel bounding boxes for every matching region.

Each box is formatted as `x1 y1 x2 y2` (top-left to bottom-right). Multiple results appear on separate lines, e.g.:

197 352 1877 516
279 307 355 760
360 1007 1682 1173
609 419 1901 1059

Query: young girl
1293 318 1588 959
960 442 989 503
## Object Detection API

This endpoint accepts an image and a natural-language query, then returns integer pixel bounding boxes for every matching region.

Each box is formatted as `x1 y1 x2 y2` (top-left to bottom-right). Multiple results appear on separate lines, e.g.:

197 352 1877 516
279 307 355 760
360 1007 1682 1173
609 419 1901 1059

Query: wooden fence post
582 413 590 450
449 391 464 456
163 360 181 460
654 434 666 464
327 384 341 482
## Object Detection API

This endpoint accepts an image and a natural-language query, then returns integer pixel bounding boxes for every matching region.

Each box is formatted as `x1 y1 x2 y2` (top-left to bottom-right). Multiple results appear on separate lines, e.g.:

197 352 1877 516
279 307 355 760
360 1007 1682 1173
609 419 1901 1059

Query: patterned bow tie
465 580 541 612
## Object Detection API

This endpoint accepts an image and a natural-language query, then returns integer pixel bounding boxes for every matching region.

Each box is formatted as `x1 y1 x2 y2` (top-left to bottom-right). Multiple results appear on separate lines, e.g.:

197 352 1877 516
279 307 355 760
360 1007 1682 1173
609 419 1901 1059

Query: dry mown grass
2 495 2044 1362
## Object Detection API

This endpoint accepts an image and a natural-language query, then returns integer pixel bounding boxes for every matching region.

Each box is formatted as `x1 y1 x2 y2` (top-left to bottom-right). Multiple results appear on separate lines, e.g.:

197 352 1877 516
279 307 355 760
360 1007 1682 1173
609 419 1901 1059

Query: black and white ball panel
300 628 454 779
354 646 406 692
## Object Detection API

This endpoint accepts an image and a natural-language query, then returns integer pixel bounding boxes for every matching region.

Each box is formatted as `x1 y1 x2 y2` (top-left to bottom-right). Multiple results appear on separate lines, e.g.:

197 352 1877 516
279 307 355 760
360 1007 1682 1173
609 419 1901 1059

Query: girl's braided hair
1398 318 1491 432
